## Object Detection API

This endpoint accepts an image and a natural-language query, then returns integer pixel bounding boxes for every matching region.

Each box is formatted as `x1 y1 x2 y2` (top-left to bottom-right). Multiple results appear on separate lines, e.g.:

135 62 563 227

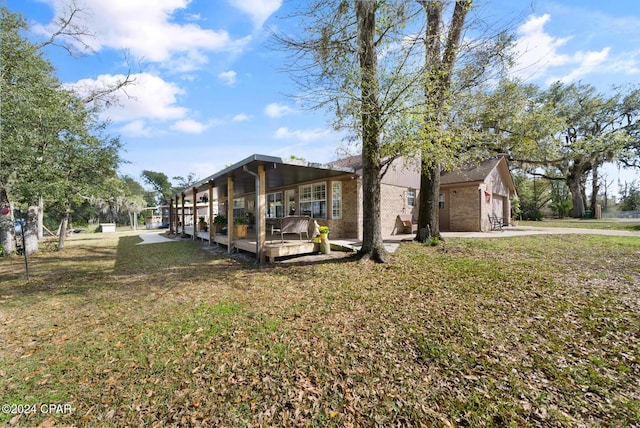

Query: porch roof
172 154 356 200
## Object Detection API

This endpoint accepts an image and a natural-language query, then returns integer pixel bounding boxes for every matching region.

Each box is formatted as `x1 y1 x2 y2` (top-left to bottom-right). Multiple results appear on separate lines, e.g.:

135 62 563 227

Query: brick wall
313 177 360 239
380 183 418 236
449 186 481 232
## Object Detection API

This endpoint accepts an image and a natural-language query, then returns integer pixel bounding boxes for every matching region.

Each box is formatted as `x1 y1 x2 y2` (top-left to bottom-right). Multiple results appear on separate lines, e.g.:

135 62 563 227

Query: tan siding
380 158 421 188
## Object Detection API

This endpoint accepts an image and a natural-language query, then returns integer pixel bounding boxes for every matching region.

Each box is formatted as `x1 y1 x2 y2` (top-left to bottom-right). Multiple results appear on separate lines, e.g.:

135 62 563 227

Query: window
266 192 283 218
285 190 296 216
438 193 445 209
233 197 245 219
299 182 326 218
332 181 342 219
407 188 416 207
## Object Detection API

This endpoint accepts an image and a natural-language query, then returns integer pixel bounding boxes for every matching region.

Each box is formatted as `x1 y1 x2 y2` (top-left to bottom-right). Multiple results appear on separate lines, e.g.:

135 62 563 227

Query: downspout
243 165 261 262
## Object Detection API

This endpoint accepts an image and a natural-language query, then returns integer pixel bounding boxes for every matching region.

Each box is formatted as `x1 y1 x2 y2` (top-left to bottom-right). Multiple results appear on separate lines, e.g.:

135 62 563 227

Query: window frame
299 182 327 219
332 181 342 219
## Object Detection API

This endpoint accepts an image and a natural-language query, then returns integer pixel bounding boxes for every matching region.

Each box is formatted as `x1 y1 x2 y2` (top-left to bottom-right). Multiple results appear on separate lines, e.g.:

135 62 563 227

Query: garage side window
407 188 416 207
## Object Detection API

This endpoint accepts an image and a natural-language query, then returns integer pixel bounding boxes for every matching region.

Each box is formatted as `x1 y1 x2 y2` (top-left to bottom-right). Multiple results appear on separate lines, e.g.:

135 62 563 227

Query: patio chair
271 216 311 242
488 214 504 231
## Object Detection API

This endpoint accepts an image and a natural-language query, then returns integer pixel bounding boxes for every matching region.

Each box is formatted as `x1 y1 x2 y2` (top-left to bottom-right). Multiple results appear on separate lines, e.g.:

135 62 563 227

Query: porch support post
227 175 234 253
192 186 197 240
181 193 186 237
169 198 174 234
171 198 175 235
257 164 266 264
174 197 179 236
208 180 214 244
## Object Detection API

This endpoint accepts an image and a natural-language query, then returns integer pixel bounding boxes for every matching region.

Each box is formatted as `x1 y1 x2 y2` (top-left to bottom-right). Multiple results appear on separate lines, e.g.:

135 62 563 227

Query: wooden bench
488 214 504 231
270 216 311 242
397 214 418 234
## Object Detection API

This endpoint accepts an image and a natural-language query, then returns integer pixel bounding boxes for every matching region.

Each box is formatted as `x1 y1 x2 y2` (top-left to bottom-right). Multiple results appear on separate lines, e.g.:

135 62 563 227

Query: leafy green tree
513 172 551 221
274 1 418 262
619 181 640 212
141 170 174 205
274 1 516 255
1 7 123 254
415 0 473 241
172 173 199 193
1 7 72 254
479 79 640 218
549 181 572 218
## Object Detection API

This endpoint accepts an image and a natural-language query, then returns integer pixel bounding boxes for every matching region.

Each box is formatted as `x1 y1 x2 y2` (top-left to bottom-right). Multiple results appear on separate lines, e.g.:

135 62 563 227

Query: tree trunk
590 164 599 214
417 161 441 241
57 209 70 251
37 196 44 241
0 185 16 256
23 204 39 255
356 0 386 263
568 175 586 218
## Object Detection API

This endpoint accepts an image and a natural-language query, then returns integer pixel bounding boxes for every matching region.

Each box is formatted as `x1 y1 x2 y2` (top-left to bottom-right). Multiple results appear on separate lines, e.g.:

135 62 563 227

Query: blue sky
5 0 640 189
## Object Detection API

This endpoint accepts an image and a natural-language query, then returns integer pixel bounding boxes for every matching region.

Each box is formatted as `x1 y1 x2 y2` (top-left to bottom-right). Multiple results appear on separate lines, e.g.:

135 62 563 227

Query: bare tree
415 0 472 241
272 1 423 262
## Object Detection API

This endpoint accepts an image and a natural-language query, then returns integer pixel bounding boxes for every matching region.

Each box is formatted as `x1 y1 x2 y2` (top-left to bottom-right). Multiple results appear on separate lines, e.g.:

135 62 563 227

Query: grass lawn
1 230 639 426
521 218 640 232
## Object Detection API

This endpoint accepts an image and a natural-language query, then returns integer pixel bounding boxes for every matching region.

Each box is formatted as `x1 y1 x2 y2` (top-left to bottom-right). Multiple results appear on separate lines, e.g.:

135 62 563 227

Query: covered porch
180 225 357 263
169 155 357 264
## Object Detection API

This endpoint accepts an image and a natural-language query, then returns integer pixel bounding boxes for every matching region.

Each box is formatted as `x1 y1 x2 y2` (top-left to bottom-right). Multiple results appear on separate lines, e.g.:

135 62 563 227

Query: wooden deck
180 226 349 263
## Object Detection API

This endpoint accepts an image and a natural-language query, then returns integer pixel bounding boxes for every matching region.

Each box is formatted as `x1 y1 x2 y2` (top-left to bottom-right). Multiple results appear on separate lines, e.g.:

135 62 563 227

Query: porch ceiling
174 154 356 200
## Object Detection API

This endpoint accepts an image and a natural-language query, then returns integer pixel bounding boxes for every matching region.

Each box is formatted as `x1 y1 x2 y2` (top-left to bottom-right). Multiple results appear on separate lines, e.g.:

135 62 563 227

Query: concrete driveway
441 225 640 239
333 225 639 256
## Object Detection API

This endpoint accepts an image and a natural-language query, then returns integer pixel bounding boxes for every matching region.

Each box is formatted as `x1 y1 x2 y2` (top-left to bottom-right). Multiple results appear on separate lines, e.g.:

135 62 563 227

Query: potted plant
198 216 208 232
233 216 248 239
212 215 226 234
318 225 330 254
318 225 329 239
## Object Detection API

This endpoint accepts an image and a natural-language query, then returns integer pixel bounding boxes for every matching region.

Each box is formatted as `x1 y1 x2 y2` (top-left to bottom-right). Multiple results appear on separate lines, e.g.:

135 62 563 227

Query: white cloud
218 70 237 86
232 113 250 122
511 14 572 80
265 102 296 118
549 48 611 84
68 72 188 122
607 50 640 75
120 120 153 137
34 0 252 70
511 14 612 85
273 127 330 142
171 119 208 134
227 0 282 28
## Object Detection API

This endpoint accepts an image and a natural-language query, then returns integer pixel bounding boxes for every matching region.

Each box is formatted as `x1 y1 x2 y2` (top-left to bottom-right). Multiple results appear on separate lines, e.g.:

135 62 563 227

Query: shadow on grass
1 234 365 302
1 236 241 300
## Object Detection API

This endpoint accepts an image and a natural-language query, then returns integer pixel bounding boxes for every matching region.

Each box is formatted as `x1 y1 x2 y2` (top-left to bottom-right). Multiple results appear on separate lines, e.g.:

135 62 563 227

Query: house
438 156 517 232
167 154 515 262
328 154 517 234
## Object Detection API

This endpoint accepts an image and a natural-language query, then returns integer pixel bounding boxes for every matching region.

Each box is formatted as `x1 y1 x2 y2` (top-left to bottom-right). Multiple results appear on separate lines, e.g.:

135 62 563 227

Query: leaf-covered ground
1 231 639 426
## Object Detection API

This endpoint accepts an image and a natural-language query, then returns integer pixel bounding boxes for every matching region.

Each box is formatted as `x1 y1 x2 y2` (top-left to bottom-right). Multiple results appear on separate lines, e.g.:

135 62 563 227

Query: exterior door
438 191 450 232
